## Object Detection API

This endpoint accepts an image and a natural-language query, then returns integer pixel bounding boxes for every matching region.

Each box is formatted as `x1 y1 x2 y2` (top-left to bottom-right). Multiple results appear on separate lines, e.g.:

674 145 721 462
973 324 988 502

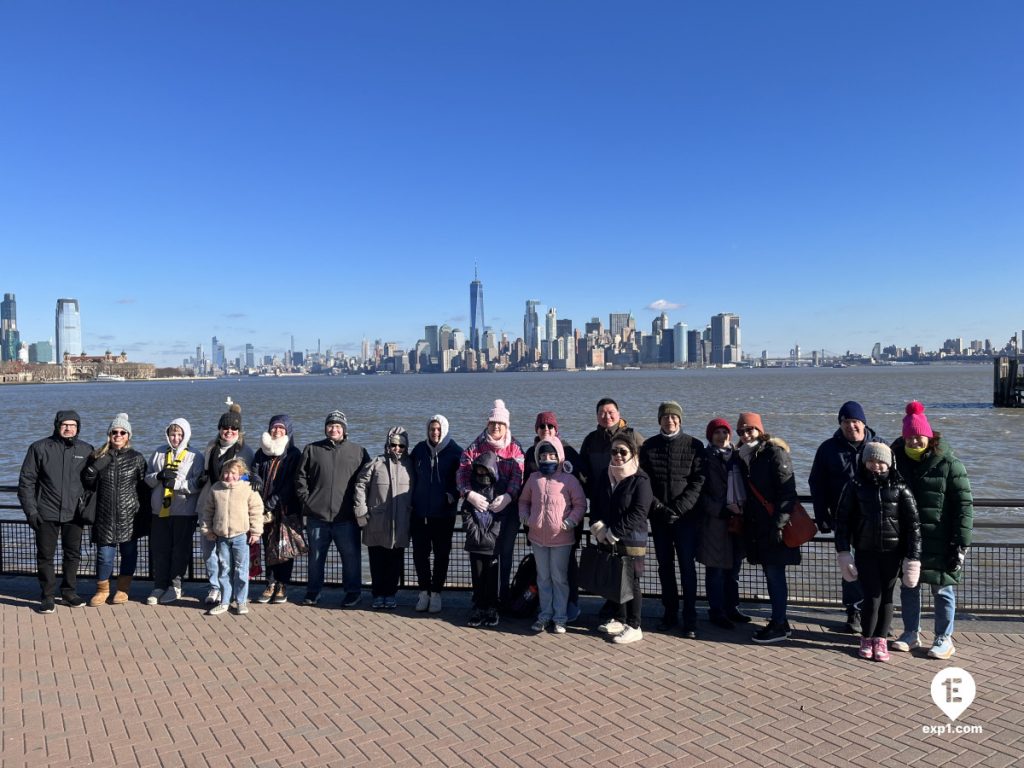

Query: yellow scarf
160 449 187 517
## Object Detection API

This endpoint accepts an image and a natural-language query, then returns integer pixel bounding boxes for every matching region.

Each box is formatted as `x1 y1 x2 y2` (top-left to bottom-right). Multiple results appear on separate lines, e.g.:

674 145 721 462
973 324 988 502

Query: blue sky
1 2 1021 365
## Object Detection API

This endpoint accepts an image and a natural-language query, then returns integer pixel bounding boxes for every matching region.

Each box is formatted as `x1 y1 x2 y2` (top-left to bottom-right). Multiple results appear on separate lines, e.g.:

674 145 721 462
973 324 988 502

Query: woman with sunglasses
734 412 801 644
588 432 652 644
82 413 149 606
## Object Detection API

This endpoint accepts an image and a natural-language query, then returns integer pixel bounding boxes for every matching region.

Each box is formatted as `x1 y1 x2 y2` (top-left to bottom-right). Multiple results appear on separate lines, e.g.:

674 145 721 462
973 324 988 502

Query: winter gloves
590 520 608 544
902 559 921 588
836 552 859 582
157 466 178 486
948 545 967 574
465 491 489 513
489 494 511 513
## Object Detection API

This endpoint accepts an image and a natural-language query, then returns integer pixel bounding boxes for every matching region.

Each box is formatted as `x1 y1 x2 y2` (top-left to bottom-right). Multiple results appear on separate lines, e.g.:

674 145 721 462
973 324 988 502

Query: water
3 365 1022 521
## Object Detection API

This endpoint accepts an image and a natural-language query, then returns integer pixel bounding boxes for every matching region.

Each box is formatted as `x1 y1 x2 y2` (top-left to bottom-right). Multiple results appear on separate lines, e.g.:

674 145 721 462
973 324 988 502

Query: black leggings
470 552 499 610
615 555 645 629
411 515 456 593
855 549 902 638
368 546 404 597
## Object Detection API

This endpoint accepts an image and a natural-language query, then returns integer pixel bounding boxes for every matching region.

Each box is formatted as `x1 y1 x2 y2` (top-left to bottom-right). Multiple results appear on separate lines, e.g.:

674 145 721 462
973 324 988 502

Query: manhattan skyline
2 3 1021 367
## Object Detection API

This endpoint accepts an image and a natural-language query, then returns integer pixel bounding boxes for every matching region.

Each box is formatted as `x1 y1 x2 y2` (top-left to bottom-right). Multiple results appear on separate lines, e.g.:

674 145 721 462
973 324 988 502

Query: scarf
608 456 639 489
160 448 187 517
217 435 239 457
260 431 289 457
904 444 927 462
484 430 511 450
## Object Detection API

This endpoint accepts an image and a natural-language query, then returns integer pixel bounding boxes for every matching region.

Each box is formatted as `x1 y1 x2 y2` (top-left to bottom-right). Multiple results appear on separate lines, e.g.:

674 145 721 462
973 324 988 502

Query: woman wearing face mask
251 415 303 605
588 432 652 645
734 412 801 644
456 399 526 608
82 413 149 606
889 401 974 660
836 442 921 662
518 436 586 634
354 427 415 609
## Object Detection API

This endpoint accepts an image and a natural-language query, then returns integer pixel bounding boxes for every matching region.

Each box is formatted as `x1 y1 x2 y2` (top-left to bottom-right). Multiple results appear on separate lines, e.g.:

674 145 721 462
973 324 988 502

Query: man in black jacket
18 410 95 613
639 401 706 637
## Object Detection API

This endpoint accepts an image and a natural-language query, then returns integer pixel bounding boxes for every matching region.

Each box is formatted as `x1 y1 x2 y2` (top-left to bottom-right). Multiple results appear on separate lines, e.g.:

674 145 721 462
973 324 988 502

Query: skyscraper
469 267 485 353
523 300 540 359
55 298 82 361
710 313 741 364
1 293 19 362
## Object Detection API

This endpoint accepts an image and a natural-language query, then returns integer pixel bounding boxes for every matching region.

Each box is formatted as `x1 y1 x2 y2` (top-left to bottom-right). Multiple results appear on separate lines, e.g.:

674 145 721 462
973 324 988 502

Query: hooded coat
411 415 462 518
18 411 95 524
891 437 974 586
518 436 587 548
354 427 415 549
145 418 205 517
738 437 801 567
462 452 504 555
836 465 922 558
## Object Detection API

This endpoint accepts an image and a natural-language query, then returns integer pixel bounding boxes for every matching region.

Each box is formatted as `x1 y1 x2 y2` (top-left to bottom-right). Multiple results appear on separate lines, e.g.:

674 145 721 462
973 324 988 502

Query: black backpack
506 552 538 618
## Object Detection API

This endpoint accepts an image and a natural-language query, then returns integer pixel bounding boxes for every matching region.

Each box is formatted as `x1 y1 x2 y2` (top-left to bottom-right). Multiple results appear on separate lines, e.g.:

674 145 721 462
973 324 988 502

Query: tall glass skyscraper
1 293 19 362
469 267 485 353
55 298 82 361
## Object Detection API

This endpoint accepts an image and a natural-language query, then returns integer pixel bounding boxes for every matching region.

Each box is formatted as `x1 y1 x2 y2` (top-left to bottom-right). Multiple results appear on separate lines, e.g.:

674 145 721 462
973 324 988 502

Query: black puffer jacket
588 469 653 554
18 422 94 524
835 467 922 557
738 438 801 567
83 448 149 545
639 432 705 526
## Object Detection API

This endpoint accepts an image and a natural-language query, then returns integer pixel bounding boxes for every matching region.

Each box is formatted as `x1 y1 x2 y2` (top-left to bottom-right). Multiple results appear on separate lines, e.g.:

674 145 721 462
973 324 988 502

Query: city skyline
2 3 1021 366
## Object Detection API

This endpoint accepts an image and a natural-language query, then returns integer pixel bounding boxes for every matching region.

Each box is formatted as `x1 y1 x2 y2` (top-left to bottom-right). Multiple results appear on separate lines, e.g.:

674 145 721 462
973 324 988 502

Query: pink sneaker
873 637 890 662
858 637 874 659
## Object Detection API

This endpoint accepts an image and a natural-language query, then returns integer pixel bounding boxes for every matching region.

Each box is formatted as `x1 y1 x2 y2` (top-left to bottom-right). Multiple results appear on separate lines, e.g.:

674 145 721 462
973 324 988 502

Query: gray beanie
863 442 892 467
325 410 348 430
109 412 132 436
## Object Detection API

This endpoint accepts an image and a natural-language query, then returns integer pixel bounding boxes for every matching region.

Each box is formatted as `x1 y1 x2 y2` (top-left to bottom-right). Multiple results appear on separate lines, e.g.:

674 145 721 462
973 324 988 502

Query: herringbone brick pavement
1 575 1021 767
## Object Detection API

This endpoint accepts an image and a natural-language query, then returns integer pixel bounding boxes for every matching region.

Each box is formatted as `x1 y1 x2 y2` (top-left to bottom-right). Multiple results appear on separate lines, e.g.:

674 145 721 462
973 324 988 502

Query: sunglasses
738 427 758 435
110 430 129 436
389 443 405 449
220 426 239 432
610 448 631 458
537 424 557 430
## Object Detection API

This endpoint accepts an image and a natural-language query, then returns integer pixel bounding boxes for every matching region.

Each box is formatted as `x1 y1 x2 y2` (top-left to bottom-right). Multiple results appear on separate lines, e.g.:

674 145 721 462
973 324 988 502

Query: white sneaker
428 592 443 613
553 624 567 634
146 588 165 606
415 591 430 612
598 619 625 635
612 626 643 644
891 631 922 652
205 588 221 606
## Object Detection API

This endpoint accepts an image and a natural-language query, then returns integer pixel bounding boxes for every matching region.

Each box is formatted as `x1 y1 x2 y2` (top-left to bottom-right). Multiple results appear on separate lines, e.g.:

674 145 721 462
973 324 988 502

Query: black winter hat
218 403 243 431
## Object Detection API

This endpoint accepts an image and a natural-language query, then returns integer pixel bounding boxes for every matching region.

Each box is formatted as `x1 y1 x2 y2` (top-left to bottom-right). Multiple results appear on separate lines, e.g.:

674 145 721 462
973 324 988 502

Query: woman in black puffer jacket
836 442 921 662
82 413 149 606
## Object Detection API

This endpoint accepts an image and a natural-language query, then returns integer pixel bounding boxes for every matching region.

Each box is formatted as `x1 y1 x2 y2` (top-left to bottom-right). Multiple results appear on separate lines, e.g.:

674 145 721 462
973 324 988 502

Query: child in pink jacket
518 436 586 633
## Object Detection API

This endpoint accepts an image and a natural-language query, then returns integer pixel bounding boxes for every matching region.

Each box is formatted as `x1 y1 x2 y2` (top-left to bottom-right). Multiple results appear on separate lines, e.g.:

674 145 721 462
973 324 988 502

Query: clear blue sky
2 2 1021 365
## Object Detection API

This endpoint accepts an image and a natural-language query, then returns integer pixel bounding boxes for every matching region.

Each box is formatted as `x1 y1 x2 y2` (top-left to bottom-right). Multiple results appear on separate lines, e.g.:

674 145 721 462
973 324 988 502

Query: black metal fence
2 485 1022 613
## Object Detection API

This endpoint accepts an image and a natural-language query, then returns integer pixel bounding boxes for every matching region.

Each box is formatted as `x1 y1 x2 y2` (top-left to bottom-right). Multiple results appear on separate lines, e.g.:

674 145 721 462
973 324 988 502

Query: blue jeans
705 550 743 617
202 536 222 591
306 518 362 598
96 540 138 581
533 543 572 624
900 583 956 639
216 534 250 606
762 563 788 624
651 517 700 623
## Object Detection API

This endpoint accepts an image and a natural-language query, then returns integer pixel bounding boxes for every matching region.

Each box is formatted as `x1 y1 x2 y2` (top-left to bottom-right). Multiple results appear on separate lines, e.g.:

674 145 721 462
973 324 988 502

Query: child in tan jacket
201 458 264 616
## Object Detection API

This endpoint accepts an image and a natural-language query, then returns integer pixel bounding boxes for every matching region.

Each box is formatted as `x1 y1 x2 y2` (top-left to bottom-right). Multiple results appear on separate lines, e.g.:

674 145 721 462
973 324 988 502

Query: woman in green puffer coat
890 401 973 661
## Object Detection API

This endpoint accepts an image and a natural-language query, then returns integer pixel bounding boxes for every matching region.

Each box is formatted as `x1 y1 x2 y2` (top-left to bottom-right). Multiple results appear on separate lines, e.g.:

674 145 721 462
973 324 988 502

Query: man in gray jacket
18 410 95 613
295 411 370 607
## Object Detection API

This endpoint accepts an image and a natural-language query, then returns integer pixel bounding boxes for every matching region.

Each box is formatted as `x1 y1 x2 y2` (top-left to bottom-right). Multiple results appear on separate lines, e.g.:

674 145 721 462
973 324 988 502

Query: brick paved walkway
1 575 1021 767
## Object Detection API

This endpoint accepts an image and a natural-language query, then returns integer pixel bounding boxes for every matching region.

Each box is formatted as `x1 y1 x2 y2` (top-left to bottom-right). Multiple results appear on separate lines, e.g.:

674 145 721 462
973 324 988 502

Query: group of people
17 395 973 657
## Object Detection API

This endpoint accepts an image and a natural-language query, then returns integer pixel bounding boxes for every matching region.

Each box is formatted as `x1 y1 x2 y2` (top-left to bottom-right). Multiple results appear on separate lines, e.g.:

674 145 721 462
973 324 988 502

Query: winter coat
196 438 256 517
145 419 204 517
808 426 882 529
588 469 653 556
891 437 974 586
518 436 587 548
411 415 462 519
295 437 371 523
462 452 504 555
201 480 264 539
835 467 922 558
639 431 706 527
355 427 415 549
18 426 95 524
456 431 525 501
738 438 801 567
83 447 149 546
696 445 745 569
578 420 644 498
251 440 302 525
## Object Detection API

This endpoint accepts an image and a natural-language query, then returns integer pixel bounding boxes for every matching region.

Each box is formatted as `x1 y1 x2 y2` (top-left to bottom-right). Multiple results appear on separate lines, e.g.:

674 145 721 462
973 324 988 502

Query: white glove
356 515 368 528
590 520 608 544
902 559 921 589
465 491 489 513
605 529 620 546
561 518 576 531
836 552 858 582
489 494 511 513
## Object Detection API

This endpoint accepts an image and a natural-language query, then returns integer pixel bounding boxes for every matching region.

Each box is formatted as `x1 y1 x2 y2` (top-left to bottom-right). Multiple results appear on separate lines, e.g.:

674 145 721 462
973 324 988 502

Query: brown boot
89 579 111 607
111 575 132 605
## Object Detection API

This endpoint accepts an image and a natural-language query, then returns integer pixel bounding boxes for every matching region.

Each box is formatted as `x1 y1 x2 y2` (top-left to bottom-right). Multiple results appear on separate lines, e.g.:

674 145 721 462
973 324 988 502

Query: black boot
841 606 860 634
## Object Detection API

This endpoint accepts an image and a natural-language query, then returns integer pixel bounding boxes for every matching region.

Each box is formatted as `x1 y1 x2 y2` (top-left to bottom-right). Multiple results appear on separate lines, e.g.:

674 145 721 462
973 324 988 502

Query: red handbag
746 482 816 548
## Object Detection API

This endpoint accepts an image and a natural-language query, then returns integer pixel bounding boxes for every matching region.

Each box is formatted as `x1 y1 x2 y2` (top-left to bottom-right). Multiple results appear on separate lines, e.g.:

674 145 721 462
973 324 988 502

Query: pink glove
836 552 858 582
465 491 489 512
902 559 921 588
489 494 511 513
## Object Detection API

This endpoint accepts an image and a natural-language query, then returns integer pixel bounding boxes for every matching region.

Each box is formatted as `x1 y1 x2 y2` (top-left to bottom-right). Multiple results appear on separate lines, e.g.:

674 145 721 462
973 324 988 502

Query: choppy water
3 365 1022 522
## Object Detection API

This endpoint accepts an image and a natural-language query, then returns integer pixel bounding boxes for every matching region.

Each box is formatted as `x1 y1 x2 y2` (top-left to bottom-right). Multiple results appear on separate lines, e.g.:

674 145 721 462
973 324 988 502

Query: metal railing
2 485 1022 613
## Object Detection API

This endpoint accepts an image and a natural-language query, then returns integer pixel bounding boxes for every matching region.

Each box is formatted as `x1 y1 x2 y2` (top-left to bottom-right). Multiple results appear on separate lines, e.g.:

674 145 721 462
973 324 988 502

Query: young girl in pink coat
518 436 586 633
